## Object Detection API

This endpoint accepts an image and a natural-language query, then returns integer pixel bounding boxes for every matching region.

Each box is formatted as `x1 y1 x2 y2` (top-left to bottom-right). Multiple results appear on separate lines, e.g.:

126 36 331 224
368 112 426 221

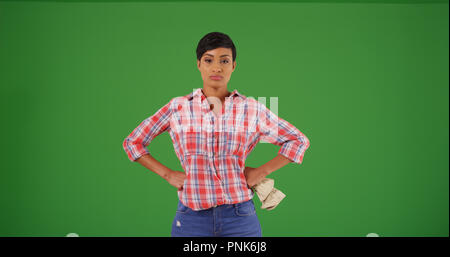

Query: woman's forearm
136 153 173 180
258 154 293 176
137 152 290 180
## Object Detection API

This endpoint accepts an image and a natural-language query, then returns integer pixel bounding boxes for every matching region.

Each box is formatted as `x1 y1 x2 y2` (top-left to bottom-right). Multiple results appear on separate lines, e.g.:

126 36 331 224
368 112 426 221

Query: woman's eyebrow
204 54 230 57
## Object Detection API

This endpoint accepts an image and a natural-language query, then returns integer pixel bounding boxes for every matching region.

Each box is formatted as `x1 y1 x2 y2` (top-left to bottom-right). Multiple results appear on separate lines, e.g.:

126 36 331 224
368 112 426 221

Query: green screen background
0 0 448 237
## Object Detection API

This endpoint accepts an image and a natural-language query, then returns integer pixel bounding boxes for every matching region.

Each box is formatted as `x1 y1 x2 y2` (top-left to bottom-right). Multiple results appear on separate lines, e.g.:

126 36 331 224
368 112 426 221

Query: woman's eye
204 59 229 64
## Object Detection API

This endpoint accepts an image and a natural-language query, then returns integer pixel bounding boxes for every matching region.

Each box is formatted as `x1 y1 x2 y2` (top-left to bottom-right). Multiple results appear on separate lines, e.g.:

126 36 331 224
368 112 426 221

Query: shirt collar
188 88 246 101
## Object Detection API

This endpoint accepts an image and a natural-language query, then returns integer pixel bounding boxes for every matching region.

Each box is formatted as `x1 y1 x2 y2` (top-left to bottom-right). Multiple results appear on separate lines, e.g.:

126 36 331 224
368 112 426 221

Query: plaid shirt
123 88 310 211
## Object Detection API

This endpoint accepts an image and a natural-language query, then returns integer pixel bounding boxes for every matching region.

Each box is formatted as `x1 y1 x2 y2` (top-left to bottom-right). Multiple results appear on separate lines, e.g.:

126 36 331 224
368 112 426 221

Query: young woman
123 32 310 237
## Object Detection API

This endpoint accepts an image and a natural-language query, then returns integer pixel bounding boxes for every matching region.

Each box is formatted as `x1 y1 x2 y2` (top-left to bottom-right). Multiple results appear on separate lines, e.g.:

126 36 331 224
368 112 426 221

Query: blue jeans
171 199 262 237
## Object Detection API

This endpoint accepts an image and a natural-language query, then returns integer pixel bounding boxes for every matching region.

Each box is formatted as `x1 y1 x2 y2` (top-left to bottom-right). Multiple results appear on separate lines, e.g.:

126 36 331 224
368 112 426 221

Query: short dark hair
196 32 236 62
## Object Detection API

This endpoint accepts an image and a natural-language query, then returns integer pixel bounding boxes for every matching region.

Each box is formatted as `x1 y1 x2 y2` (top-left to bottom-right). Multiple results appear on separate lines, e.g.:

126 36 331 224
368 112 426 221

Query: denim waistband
214 199 253 208
180 198 254 211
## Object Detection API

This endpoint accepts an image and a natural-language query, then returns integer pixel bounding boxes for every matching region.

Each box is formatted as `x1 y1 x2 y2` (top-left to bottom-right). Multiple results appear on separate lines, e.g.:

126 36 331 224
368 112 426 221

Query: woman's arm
243 99 311 188
244 154 292 188
136 153 186 190
123 99 186 189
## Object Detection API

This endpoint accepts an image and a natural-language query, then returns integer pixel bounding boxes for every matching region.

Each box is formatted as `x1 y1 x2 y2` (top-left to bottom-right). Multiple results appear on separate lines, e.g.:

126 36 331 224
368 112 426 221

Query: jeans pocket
234 200 256 216
176 201 190 214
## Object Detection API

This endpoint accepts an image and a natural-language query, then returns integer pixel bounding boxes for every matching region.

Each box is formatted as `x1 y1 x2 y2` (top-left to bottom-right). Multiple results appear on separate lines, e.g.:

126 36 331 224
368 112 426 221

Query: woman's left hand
243 166 267 188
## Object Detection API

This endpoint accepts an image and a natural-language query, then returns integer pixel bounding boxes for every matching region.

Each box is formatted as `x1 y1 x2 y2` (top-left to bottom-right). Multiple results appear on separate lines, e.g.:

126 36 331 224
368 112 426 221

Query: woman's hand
165 170 186 190
244 166 267 188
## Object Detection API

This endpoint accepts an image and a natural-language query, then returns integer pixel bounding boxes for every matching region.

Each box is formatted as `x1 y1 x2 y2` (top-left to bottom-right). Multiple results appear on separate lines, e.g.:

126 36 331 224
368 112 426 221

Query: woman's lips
210 76 223 80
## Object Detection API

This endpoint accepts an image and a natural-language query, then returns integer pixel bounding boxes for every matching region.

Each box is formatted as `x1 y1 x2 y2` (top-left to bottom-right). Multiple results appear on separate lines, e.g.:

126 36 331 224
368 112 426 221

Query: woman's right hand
165 170 186 190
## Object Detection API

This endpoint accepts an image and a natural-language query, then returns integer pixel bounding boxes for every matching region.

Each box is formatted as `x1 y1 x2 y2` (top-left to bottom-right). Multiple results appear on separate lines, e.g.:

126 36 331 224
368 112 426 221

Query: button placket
202 94 232 205
211 118 222 180
211 104 227 203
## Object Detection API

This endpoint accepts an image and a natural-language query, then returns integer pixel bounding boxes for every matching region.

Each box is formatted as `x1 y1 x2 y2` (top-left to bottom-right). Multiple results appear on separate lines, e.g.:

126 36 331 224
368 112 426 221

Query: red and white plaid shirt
123 88 310 210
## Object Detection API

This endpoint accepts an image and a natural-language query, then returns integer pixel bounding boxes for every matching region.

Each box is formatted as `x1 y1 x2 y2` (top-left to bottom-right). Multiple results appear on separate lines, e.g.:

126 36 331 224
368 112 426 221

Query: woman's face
197 47 236 90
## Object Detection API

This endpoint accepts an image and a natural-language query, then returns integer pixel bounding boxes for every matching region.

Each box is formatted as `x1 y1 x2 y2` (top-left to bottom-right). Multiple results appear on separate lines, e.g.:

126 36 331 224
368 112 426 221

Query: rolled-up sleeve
123 99 173 162
256 101 310 164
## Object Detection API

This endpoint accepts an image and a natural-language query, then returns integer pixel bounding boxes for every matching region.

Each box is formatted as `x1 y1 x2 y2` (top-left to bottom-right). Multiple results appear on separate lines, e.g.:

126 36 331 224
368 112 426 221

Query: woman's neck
201 86 231 104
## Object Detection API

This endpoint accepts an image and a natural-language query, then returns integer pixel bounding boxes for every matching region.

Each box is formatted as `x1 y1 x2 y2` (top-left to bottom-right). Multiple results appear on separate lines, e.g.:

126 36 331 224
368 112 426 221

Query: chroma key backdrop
0 0 448 237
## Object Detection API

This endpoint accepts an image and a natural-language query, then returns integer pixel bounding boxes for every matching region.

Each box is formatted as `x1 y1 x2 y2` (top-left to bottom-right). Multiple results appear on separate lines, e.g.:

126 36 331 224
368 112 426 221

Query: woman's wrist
257 165 271 177
161 168 173 181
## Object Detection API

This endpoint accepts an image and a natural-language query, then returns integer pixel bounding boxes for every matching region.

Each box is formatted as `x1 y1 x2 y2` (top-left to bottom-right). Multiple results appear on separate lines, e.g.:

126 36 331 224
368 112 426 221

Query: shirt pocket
183 131 207 155
219 122 246 156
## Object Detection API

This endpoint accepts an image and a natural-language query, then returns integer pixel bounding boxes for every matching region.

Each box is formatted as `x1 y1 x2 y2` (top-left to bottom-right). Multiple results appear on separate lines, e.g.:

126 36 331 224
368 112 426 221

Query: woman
123 32 310 237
